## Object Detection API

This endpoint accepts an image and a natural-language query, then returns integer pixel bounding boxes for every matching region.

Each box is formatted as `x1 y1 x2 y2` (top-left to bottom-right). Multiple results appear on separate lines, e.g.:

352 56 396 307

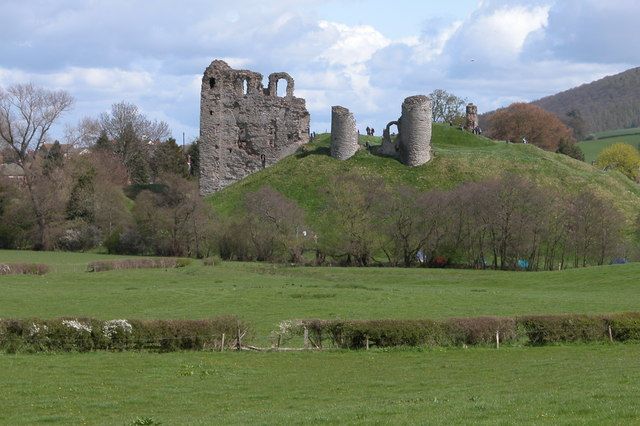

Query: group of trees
218 176 630 270
0 83 206 255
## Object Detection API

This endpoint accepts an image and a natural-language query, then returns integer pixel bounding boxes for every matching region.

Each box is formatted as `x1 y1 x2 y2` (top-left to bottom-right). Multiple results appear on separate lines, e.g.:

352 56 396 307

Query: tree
486 103 575 151
99 101 170 144
0 83 74 249
151 138 188 180
188 140 200 179
563 109 587 140
429 89 467 123
556 138 585 161
595 143 640 181
321 174 384 266
98 102 171 184
94 130 112 152
243 186 310 262
132 175 215 257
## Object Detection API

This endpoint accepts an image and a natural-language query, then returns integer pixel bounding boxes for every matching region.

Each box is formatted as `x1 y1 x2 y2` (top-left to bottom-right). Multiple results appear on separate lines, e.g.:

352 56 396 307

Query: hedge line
0 317 247 353
289 313 640 349
0 263 49 275
2 313 640 353
86 257 192 272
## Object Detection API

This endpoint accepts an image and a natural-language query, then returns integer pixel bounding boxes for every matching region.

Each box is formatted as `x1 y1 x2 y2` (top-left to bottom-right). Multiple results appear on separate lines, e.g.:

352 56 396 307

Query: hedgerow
0 316 246 353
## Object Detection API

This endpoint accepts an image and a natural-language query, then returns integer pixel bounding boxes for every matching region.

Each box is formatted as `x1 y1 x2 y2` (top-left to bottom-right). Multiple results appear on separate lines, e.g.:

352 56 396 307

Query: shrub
517 314 607 345
87 258 191 272
606 313 640 341
0 263 49 275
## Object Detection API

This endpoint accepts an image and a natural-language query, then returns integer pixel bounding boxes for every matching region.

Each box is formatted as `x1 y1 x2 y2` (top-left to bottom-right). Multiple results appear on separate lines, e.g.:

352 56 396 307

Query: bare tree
0 83 74 249
99 101 170 145
0 83 73 163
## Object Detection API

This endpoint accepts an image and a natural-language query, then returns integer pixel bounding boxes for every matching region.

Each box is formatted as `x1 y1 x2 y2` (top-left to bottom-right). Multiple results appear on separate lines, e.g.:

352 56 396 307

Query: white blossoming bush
103 319 133 338
62 319 92 333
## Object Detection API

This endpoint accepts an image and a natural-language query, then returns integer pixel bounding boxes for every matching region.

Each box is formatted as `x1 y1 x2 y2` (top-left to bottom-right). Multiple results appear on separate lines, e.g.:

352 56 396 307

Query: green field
2 346 639 424
3 250 640 424
2 250 640 339
578 129 640 163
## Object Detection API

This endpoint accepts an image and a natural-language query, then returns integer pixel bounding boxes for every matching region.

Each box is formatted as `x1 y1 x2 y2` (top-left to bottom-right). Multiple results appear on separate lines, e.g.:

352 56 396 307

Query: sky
1 0 638 142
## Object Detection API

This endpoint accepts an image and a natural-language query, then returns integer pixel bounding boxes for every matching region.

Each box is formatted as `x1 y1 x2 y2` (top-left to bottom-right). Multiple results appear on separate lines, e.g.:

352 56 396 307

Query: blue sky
1 0 638 142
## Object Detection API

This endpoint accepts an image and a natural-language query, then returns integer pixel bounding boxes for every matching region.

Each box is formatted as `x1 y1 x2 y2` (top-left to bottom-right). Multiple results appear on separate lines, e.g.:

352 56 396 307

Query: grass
210 124 640 225
2 250 640 423
1 345 639 424
2 250 640 341
579 128 640 163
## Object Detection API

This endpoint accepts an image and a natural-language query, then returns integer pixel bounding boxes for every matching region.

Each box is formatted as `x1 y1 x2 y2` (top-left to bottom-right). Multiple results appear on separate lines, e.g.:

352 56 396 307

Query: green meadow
2 251 640 424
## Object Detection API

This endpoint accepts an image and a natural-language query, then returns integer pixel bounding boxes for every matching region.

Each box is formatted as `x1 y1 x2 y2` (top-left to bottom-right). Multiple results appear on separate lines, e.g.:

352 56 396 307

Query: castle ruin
379 95 432 166
199 60 310 195
330 106 359 160
465 103 478 132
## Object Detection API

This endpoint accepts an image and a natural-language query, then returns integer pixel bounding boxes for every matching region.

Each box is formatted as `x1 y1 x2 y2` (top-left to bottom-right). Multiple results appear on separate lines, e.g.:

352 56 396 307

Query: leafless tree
0 83 74 163
0 83 74 249
99 101 170 145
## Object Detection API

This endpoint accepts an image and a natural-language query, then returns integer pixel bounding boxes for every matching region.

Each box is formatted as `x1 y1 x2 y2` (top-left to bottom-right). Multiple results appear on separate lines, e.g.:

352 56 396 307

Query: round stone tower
399 95 432 166
330 106 359 160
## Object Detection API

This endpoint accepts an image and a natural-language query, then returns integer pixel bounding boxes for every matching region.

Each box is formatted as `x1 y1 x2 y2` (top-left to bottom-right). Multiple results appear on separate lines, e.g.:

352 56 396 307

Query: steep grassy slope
209 124 640 224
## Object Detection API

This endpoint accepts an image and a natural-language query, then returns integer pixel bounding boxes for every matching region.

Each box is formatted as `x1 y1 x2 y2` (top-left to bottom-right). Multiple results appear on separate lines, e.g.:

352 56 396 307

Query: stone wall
330 106 359 160
199 60 310 195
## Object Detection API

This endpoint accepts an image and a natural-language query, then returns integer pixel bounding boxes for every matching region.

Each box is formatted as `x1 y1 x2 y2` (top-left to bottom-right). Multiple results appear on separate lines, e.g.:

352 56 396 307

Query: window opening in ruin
242 79 249 95
209 77 215 89
276 79 288 97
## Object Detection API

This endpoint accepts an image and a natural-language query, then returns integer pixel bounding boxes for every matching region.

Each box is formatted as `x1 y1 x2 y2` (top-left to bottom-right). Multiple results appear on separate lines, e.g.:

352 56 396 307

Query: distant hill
208 125 640 229
532 67 640 134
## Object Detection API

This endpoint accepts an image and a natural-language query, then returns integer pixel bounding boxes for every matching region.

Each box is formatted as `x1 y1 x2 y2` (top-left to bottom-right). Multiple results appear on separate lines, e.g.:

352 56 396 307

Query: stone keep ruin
199 60 310 195
378 95 433 166
199 59 437 193
330 106 359 160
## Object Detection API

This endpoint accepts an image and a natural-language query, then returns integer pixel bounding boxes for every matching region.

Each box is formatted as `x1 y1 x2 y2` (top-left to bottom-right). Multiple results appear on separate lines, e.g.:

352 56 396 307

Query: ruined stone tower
379 95 432 166
465 103 478 132
199 60 310 195
399 95 432 166
330 106 359 160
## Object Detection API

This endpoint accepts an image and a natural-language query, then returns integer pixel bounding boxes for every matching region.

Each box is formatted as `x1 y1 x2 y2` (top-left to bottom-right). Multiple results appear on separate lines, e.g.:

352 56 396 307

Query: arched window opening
209 77 215 89
242 79 249 95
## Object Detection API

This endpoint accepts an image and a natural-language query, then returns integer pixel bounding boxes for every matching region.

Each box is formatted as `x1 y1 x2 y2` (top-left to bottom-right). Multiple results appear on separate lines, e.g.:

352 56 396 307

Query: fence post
303 326 309 349
221 333 225 352
495 330 500 349
277 334 282 349
365 336 370 350
236 324 242 351
608 325 613 343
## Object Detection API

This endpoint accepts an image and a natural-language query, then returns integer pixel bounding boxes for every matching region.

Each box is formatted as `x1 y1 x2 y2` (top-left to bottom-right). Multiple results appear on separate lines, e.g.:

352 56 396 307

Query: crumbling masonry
330 106 359 160
199 60 310 195
465 103 478 132
379 95 432 166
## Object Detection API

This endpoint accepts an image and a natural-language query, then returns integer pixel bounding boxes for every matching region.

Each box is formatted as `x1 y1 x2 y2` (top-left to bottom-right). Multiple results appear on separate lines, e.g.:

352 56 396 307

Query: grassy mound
209 123 640 224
